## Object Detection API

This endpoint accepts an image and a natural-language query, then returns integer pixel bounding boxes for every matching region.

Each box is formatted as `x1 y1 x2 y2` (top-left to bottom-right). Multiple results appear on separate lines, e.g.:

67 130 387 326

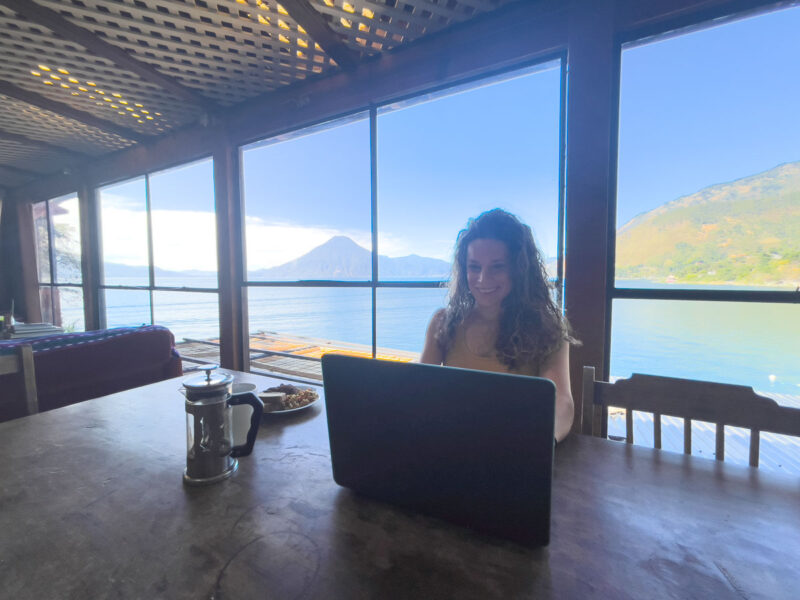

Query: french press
182 365 263 486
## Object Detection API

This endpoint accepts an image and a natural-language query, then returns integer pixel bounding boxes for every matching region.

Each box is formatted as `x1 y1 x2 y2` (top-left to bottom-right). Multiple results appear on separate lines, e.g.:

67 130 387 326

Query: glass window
153 290 219 343
376 287 448 357
609 7 800 451
616 8 800 290
33 194 84 330
242 115 371 282
149 159 218 288
377 62 562 281
99 178 149 287
58 287 85 332
104 289 151 329
609 299 800 398
98 160 219 352
32 201 51 284
51 194 82 285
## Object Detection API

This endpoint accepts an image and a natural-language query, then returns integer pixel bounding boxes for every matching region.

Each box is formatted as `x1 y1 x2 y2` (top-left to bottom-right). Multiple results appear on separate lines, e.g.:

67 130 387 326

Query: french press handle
229 392 264 457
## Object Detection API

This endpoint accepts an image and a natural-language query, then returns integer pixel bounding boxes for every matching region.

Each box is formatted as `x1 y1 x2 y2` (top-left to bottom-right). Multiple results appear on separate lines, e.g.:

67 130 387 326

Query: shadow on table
322 488 552 598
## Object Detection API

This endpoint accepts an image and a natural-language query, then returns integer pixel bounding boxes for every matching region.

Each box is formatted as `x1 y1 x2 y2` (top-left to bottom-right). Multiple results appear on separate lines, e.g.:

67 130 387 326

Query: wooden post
564 0 618 435
78 182 104 330
214 133 248 371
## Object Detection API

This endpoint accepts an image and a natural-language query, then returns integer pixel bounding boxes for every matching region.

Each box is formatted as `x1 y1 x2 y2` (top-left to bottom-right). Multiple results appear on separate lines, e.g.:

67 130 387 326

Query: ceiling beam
280 0 361 71
0 128 91 160
0 80 145 143
0 0 216 114
0 164 39 179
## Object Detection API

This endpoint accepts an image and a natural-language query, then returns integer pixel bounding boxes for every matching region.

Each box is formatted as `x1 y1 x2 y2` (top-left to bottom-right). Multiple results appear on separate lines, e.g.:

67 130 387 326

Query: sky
88 4 800 272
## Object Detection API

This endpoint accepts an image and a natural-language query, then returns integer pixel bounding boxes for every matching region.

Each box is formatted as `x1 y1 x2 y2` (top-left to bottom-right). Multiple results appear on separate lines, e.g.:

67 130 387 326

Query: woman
420 209 576 442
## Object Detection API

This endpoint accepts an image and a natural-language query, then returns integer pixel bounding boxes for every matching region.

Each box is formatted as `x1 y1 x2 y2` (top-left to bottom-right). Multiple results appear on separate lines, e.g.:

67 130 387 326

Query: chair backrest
582 366 800 468
0 344 38 416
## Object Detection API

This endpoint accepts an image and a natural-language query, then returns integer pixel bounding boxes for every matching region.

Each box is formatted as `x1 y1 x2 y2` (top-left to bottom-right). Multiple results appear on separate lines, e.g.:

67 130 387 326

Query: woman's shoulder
430 307 447 325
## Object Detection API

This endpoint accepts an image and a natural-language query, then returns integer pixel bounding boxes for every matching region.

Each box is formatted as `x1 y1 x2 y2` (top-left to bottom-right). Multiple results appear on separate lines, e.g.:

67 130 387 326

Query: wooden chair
0 344 39 416
582 366 800 468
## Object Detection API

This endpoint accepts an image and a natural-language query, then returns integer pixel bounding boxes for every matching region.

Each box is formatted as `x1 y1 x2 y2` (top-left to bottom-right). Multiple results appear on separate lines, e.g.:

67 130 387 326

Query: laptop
321 354 556 547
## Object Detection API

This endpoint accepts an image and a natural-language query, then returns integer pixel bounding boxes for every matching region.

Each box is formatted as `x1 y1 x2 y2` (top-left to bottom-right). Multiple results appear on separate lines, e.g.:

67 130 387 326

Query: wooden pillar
214 135 248 371
78 182 104 330
9 200 43 323
564 0 618 434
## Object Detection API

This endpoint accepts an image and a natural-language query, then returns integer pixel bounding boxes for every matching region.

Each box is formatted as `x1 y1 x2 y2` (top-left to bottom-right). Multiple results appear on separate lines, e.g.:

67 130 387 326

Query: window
98 159 219 358
241 60 565 381
32 194 85 331
611 6 800 470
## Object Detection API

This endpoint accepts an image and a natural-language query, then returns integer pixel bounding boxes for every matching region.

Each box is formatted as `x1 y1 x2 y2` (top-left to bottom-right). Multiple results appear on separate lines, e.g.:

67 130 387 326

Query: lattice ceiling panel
312 0 515 54
0 94 133 154
38 0 341 106
0 5 194 135
0 0 517 190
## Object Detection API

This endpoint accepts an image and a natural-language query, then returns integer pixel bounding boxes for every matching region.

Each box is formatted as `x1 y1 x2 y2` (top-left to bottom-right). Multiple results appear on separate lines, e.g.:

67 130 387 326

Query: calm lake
61 278 799 398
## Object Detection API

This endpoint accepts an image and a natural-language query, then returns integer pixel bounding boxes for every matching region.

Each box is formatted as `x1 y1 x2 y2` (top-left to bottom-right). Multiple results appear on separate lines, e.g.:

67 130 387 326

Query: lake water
61 278 800 398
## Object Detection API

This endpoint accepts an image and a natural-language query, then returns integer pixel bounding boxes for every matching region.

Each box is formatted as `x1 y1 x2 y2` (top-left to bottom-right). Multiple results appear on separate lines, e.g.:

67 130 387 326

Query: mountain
616 161 800 285
248 236 451 280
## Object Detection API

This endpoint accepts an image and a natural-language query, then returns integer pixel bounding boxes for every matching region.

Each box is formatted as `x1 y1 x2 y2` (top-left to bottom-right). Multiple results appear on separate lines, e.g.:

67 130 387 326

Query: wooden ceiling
0 0 516 191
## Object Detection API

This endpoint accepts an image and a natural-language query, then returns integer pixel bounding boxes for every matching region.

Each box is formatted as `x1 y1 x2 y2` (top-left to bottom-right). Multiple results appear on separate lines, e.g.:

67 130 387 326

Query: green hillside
616 161 800 285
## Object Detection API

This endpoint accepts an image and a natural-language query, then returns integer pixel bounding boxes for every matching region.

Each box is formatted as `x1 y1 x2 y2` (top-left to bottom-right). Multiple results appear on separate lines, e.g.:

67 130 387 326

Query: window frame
605 7 800 382
96 159 219 335
33 193 84 328
241 54 568 364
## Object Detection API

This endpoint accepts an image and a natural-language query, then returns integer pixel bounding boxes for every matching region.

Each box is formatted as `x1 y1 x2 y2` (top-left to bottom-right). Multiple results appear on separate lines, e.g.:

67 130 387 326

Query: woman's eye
467 264 481 273
491 264 507 273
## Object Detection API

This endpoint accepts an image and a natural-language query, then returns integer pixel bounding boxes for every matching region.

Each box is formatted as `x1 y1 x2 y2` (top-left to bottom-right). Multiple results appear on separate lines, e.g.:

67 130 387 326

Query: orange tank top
443 324 538 376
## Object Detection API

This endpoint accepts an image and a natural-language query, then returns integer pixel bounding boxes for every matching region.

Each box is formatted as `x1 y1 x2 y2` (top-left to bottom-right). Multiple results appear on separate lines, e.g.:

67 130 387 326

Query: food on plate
261 384 318 412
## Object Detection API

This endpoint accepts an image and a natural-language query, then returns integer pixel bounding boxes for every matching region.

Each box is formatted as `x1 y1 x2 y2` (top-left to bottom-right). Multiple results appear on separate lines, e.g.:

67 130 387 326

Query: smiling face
465 238 513 311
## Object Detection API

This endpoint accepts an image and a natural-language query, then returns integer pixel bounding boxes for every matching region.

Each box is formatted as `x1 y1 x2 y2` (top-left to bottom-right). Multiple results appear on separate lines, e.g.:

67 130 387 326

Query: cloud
99 201 450 271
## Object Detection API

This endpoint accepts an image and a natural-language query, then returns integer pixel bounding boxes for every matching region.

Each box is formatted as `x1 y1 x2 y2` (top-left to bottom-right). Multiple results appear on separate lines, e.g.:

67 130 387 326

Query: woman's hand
540 342 574 442
420 308 446 365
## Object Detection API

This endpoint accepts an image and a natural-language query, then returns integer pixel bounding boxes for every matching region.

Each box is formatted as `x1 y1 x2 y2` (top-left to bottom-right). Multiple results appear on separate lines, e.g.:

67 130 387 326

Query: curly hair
436 208 574 371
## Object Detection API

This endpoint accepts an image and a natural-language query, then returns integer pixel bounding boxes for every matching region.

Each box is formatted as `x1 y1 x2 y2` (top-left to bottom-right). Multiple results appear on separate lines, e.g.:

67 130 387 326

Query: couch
0 325 183 422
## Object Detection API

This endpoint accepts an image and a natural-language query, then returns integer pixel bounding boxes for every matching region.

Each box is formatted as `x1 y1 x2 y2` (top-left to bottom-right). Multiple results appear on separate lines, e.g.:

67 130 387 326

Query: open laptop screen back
321 354 556 547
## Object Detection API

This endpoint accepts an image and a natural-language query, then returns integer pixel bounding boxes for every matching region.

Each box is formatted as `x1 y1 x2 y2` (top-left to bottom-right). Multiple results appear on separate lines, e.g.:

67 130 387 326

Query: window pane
150 159 218 288
39 286 54 323
246 287 370 379
152 290 219 343
32 201 50 284
377 62 562 281
51 194 82 284
104 289 151 329
59 286 85 332
610 299 800 399
99 178 149 286
376 287 448 357
616 7 800 289
242 115 371 282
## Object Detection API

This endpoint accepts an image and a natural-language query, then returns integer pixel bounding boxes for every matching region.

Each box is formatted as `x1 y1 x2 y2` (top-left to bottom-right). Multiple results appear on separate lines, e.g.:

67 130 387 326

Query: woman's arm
539 342 574 442
419 308 446 365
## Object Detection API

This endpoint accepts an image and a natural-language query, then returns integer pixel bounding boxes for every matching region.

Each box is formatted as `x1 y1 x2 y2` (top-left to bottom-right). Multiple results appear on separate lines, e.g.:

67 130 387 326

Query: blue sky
616 5 800 226
96 4 799 270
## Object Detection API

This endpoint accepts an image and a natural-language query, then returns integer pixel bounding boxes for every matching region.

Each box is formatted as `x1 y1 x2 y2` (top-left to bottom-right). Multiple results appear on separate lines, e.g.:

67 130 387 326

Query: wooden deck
177 331 418 383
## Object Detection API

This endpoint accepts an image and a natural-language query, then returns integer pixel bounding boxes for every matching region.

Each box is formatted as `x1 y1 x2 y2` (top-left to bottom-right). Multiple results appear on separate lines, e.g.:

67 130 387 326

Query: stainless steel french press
182 365 263 486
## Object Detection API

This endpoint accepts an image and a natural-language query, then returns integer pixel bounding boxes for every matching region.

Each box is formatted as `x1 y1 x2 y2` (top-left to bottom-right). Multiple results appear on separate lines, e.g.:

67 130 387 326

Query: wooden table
1 372 798 599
